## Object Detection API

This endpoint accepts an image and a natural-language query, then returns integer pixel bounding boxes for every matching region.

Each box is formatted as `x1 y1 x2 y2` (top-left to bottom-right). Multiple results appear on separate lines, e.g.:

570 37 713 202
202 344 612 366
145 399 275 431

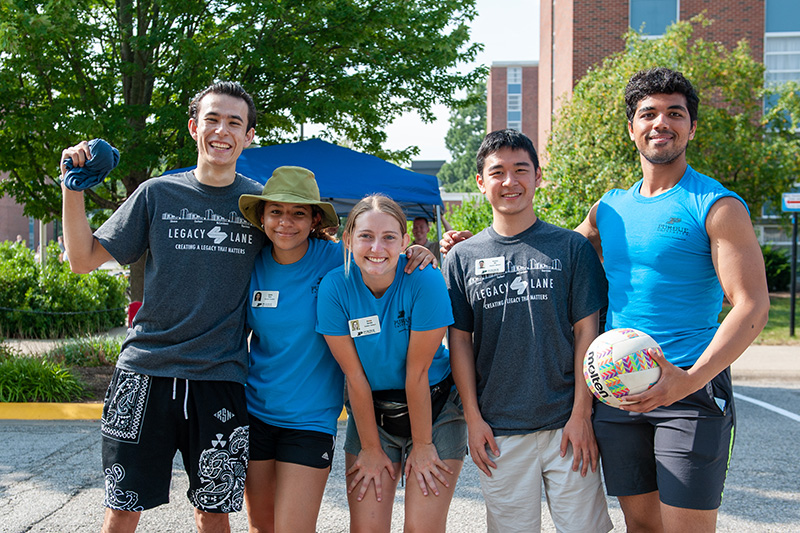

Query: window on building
765 0 800 120
506 67 523 131
630 0 678 37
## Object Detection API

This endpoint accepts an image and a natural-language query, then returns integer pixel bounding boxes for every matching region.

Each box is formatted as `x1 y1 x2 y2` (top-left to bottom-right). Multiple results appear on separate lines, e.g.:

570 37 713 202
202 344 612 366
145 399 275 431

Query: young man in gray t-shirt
442 130 612 533
60 81 265 532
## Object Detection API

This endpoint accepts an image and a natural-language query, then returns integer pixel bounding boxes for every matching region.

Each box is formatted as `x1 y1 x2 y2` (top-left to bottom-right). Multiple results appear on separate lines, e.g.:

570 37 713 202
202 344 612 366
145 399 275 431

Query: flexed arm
60 141 113 273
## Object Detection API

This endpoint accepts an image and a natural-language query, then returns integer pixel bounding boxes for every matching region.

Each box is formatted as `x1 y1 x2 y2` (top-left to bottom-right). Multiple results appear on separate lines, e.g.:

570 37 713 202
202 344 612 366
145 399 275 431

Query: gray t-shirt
442 219 607 435
95 171 266 384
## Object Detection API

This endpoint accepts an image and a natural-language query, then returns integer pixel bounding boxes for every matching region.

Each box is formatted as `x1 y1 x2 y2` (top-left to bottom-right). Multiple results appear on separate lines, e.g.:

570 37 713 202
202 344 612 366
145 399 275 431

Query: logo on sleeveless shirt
656 217 689 239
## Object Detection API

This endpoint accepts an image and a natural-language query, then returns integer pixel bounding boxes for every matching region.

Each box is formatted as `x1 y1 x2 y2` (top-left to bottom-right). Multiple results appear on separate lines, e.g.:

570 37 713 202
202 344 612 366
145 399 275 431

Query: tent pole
435 204 443 264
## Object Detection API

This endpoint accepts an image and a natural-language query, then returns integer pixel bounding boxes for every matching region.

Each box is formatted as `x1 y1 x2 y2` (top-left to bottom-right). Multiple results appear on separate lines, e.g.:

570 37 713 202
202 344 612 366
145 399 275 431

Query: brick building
539 0 800 155
487 61 540 150
0 172 55 249
537 0 800 246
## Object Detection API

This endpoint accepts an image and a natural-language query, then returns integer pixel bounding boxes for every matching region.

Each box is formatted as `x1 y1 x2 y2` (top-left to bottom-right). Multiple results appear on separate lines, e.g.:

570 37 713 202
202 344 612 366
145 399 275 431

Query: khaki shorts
344 388 467 463
479 429 612 533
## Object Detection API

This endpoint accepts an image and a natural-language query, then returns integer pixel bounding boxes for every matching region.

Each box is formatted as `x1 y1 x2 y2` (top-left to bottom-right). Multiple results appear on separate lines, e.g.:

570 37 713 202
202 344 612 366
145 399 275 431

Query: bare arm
405 243 437 271
448 326 498 476
404 327 451 496
623 197 769 411
574 201 603 261
322 335 395 502
559 312 600 476
439 230 473 257
60 142 113 273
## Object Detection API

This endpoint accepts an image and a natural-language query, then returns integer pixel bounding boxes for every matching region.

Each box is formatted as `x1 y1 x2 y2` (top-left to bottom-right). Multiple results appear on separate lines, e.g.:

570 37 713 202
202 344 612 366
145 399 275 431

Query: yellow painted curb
0 403 103 420
0 404 345 422
0 404 344 422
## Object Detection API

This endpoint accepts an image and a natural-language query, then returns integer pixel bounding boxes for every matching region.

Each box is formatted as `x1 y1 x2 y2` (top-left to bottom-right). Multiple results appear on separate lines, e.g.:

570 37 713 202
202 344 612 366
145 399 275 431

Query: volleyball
583 328 662 408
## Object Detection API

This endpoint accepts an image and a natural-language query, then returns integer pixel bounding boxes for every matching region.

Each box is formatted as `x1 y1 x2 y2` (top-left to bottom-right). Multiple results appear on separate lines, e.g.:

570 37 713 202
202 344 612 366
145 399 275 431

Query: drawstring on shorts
172 377 189 420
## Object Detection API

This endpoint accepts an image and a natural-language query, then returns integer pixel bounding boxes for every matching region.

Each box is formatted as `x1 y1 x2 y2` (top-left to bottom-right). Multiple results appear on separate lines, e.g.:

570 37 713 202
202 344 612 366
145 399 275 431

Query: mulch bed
71 366 115 403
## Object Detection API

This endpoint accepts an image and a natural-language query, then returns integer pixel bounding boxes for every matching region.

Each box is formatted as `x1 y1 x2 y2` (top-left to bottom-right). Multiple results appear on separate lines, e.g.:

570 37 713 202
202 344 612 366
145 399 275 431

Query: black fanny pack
372 374 453 438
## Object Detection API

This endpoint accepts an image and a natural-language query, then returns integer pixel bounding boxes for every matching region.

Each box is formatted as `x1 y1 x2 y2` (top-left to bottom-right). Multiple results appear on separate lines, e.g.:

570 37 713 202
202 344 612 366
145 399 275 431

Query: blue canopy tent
169 138 444 222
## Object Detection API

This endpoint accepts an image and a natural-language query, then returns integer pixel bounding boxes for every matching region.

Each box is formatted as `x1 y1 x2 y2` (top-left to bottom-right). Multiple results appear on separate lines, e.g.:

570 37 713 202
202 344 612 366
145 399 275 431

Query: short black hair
189 81 257 132
476 129 539 176
625 68 699 124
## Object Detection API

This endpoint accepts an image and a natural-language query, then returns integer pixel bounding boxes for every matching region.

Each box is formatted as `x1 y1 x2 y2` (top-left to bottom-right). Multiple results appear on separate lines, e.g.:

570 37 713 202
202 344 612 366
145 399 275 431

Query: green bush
445 195 494 236
0 355 85 402
0 241 128 338
762 245 792 292
45 335 123 367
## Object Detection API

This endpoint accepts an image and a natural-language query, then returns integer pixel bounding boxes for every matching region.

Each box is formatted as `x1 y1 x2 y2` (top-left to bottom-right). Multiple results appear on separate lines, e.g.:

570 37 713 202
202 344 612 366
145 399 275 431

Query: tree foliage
538 15 800 229
0 0 484 220
437 81 486 192
444 194 493 235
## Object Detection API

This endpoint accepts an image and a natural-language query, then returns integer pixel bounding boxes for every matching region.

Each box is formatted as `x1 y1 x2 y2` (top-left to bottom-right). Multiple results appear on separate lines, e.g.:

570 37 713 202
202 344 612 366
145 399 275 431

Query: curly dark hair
625 67 699 124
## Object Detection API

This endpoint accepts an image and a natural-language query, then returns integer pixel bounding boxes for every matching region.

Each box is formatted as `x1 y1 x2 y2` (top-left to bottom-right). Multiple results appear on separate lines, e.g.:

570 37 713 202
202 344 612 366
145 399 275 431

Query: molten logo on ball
583 328 662 408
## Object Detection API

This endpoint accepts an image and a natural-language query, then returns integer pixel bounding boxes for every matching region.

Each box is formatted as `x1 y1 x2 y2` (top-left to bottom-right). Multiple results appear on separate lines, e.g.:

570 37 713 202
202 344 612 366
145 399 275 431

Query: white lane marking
734 392 800 423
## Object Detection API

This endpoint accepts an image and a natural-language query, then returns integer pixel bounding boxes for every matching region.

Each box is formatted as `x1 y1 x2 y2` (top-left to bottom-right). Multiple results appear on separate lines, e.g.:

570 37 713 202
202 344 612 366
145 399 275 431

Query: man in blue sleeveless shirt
576 68 770 533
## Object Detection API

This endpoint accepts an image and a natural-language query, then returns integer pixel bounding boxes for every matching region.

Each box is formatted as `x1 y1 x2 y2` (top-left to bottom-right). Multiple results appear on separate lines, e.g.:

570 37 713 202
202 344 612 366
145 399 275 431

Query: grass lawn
720 294 799 345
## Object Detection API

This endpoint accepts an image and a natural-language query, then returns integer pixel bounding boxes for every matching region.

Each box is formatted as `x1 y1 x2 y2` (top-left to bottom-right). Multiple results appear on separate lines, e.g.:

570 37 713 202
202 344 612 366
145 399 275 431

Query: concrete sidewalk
0 341 796 420
730 344 800 381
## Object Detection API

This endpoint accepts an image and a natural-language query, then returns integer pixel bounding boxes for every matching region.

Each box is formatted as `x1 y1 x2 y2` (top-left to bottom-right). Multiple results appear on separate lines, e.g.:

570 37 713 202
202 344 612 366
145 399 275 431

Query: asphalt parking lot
1 346 799 532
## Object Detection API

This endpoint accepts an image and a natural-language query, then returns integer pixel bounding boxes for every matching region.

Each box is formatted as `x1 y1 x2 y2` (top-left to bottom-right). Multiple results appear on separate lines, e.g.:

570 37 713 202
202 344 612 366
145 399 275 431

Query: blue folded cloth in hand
61 138 120 191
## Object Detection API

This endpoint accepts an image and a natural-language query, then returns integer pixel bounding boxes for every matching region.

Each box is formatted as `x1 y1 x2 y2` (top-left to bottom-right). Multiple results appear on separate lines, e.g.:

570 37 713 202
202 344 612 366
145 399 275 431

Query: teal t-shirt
598 165 748 367
246 238 345 435
316 256 453 391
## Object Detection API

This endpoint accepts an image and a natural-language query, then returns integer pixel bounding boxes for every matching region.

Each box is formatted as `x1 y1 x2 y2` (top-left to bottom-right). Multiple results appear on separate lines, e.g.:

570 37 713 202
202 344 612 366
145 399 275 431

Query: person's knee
101 508 141 533
404 513 447 533
619 493 663 533
194 509 231 533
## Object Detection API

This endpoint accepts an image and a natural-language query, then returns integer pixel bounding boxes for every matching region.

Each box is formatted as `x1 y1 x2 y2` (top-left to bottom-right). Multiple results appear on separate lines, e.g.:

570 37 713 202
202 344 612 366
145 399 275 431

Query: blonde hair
342 194 407 276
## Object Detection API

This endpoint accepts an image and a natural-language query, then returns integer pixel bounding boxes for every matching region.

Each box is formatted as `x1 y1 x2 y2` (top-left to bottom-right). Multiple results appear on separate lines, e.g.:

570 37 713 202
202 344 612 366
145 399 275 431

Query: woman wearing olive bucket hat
238 166 435 533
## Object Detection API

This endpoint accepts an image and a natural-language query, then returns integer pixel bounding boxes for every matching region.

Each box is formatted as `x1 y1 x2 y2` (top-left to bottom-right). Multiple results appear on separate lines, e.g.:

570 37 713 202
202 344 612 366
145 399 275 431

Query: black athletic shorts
101 368 249 513
592 367 735 510
248 415 335 469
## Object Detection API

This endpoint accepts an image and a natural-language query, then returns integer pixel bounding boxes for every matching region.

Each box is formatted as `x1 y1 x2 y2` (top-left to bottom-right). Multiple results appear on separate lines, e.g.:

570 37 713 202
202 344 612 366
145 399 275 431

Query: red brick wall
522 65 539 150
573 0 628 86
0 172 31 244
571 0 764 85
539 0 767 159
487 66 508 133
682 0 764 62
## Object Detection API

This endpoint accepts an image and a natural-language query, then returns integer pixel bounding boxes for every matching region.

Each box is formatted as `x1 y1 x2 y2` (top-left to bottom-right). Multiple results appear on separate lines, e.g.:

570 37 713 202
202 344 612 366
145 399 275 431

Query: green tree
437 81 487 192
539 15 800 229
0 0 484 221
445 195 493 235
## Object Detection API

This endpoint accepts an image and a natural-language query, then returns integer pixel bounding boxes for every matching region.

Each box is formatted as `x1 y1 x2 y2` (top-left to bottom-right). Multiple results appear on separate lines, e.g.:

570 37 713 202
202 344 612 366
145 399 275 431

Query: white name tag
349 315 381 337
476 256 505 275
252 290 279 308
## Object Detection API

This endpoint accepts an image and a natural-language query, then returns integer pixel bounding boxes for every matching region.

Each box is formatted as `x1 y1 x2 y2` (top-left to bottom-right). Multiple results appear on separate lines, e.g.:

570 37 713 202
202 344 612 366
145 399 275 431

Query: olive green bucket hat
239 166 339 232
